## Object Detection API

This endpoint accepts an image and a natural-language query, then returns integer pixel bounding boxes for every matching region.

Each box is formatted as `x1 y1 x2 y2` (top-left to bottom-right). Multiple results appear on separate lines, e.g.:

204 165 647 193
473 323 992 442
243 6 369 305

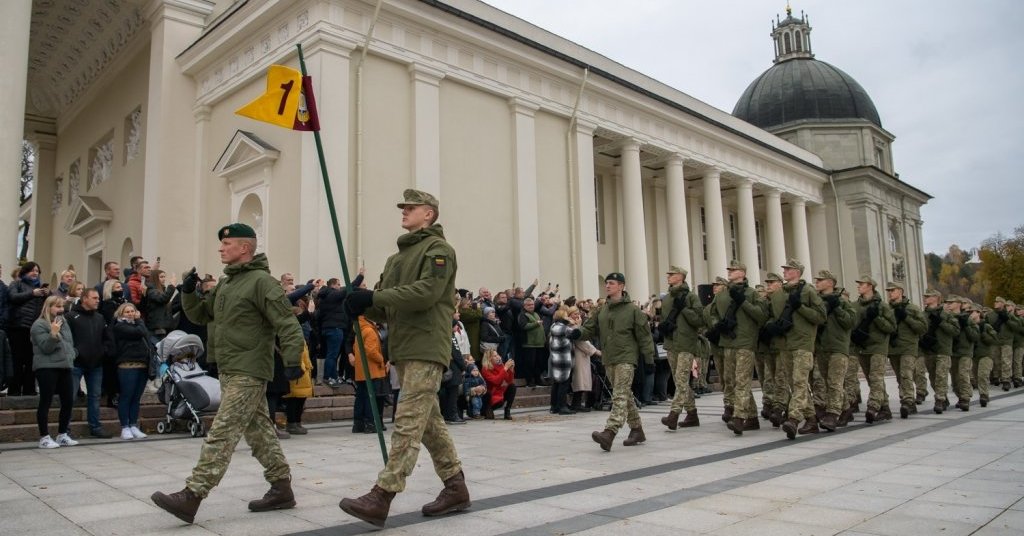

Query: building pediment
64 196 113 237
213 130 280 179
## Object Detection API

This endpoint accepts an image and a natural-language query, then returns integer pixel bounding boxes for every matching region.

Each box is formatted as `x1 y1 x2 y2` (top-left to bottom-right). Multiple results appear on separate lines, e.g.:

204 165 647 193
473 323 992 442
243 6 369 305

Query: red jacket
127 273 146 306
482 363 515 407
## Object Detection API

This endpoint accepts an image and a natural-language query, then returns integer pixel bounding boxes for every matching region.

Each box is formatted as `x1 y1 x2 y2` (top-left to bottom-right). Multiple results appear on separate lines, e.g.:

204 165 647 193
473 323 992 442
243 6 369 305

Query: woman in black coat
6 262 50 396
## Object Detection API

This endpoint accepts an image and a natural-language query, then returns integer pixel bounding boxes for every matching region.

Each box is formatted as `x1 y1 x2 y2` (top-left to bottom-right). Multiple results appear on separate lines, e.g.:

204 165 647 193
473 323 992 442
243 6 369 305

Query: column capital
144 0 213 29
620 137 641 152
508 97 539 116
735 177 753 190
763 187 782 199
572 118 597 135
666 153 685 166
790 196 807 208
702 166 721 179
28 132 58 152
302 28 358 58
408 62 445 85
193 104 211 122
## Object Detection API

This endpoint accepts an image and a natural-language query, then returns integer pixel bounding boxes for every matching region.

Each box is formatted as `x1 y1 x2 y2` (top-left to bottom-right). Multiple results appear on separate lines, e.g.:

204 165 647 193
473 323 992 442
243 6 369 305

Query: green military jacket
182 253 303 382
708 280 767 351
922 306 959 356
662 282 704 354
366 224 457 368
850 293 896 355
578 292 655 367
768 280 826 352
1015 314 1024 350
986 309 1019 346
816 290 856 355
459 305 483 359
951 314 980 358
519 310 545 348
974 320 998 359
888 299 927 357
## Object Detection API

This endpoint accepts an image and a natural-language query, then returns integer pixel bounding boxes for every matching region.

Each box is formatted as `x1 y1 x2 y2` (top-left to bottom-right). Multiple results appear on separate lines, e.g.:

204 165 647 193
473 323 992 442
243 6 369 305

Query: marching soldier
948 296 980 411
658 266 703 430
987 297 1019 392
754 284 774 421
886 282 926 419
850 275 896 423
1012 303 1024 387
919 289 959 413
762 273 788 427
974 306 999 406
813 270 855 430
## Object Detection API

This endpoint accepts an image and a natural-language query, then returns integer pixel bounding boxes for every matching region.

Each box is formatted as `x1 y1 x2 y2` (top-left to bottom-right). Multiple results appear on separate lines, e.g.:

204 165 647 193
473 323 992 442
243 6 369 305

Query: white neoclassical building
5 0 929 302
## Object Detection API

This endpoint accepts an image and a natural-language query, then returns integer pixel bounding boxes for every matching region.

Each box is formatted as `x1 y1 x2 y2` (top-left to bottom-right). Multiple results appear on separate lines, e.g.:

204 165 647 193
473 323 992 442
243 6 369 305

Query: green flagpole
296 43 388 465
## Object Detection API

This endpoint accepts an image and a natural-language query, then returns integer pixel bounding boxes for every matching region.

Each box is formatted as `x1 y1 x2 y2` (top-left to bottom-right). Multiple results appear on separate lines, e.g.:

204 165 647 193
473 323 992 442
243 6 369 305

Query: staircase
0 381 553 443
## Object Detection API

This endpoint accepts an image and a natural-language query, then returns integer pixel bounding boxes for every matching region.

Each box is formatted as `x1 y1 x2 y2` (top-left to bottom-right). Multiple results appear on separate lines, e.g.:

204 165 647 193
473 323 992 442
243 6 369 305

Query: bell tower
771 3 813 63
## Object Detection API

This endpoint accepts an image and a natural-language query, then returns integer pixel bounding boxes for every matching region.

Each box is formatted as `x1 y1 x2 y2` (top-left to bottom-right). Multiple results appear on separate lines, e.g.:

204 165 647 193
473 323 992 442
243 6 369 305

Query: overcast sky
483 0 1024 255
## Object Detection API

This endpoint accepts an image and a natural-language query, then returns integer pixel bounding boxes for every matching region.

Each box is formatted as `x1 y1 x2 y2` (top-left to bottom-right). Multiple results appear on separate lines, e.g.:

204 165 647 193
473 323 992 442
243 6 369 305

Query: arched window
889 225 899 253
784 33 792 54
795 30 803 51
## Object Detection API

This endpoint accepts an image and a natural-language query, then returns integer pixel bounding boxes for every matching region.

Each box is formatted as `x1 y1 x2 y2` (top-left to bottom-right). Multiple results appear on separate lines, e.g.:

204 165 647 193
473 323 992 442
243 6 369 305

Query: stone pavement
2 376 1023 536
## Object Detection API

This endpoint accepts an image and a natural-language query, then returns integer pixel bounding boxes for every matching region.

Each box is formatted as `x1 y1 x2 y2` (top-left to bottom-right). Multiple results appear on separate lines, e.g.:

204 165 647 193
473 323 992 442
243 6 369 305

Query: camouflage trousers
377 360 462 493
697 350 710 390
1014 347 1023 381
755 350 774 412
998 345 1013 383
949 355 973 403
784 349 815 421
723 348 756 419
923 354 951 403
814 352 847 415
975 356 993 400
913 355 929 399
857 353 889 411
605 363 641 434
888 354 917 406
844 355 861 407
666 351 696 413
185 374 289 498
773 349 793 413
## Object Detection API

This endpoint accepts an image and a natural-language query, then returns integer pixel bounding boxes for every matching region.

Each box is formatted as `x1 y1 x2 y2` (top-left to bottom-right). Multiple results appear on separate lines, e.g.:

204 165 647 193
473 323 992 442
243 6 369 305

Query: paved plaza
2 376 1024 536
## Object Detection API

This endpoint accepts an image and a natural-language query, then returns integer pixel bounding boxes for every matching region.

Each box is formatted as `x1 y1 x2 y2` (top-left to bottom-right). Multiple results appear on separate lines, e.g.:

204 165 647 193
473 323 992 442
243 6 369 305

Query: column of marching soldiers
661 258 1023 440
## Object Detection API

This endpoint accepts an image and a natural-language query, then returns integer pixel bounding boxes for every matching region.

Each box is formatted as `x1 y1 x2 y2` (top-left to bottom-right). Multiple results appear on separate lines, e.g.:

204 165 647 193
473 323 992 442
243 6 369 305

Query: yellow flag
236 65 304 129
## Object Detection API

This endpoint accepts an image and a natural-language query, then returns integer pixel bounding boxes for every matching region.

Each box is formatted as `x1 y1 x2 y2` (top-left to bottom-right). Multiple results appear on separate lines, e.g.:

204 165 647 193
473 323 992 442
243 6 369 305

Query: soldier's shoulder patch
433 256 446 267
431 254 449 277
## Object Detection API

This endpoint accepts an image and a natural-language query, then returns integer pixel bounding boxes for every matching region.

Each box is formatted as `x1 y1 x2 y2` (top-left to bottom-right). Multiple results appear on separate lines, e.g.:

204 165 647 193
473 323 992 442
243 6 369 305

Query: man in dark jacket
67 288 112 438
317 271 364 387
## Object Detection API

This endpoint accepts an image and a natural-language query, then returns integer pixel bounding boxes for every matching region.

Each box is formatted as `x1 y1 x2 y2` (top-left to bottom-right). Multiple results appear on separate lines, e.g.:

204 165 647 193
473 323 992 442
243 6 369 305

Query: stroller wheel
156 421 169 434
190 421 206 438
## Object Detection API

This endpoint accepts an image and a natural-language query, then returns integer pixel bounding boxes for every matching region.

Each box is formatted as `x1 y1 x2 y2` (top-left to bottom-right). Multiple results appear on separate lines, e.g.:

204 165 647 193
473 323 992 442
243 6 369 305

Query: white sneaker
121 427 134 440
56 433 79 446
39 435 60 449
129 426 147 439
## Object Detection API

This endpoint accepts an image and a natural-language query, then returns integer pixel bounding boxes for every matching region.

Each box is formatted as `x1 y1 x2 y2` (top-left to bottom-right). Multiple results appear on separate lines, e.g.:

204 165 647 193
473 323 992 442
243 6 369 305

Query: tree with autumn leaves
925 245 986 304
977 226 1024 304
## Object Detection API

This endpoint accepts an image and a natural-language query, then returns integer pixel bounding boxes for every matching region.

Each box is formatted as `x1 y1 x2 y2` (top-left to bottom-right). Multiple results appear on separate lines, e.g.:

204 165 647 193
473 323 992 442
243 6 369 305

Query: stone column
510 98 540 284
735 178 760 284
702 168 727 279
409 63 444 195
764 188 787 273
27 134 57 272
141 1 212 269
665 155 691 277
0 0 31 269
687 189 707 283
790 197 812 279
300 34 356 278
621 139 650 299
192 106 211 266
570 120 599 298
808 202 829 279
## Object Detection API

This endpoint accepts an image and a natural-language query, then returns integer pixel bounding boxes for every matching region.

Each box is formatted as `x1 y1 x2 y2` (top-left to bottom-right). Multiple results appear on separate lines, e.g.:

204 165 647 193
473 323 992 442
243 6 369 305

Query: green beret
218 223 257 241
605 272 626 284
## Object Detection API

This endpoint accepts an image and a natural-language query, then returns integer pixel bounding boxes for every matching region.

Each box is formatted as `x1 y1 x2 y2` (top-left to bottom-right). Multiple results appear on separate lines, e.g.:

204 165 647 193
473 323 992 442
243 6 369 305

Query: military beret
855 274 877 287
813 269 837 282
924 288 942 298
666 265 688 277
764 272 782 282
885 282 904 291
396 188 440 209
727 259 747 271
605 272 626 284
782 258 805 273
713 276 729 286
217 223 257 241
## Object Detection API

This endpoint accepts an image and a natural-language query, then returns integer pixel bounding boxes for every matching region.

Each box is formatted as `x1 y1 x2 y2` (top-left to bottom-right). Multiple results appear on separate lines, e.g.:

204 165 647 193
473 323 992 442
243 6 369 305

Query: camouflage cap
396 188 440 209
944 294 961 303
1007 300 1017 308
605 272 626 284
754 284 766 292
885 282 904 291
959 296 974 306
666 265 688 277
813 269 837 282
764 272 783 282
217 222 257 241
923 288 942 298
782 258 805 273
727 259 747 271
994 296 1007 304
712 276 729 286
855 274 877 287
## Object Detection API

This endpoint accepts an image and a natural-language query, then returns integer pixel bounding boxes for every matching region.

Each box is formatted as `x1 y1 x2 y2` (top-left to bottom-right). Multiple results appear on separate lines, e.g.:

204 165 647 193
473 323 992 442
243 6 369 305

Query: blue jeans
72 366 104 432
322 327 342 381
469 395 482 416
117 368 148 427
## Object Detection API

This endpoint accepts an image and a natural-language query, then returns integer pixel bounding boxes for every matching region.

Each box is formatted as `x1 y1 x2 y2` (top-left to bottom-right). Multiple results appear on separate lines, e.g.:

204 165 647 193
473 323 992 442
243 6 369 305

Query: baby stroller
155 330 221 438
590 359 614 411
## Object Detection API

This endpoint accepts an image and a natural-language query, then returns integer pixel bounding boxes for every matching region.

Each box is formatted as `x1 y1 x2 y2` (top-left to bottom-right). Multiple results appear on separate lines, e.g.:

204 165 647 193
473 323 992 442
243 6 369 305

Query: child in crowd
463 362 487 419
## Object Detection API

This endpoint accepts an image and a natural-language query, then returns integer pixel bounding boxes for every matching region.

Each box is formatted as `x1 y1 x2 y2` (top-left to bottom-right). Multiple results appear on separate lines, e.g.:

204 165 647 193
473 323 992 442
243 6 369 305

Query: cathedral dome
732 58 881 129
732 6 881 130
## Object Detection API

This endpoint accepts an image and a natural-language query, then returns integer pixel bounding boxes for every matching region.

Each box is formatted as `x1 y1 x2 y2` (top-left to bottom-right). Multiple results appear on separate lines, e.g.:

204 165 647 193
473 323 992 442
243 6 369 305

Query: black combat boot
622 427 646 446
980 396 989 407
248 478 296 512
679 409 700 428
933 401 944 414
339 485 396 527
820 413 838 432
152 488 203 524
661 410 680 431
864 407 878 423
782 418 799 440
728 417 745 436
915 392 927 405
798 417 820 435
956 399 970 411
422 470 471 516
721 405 734 422
592 429 616 451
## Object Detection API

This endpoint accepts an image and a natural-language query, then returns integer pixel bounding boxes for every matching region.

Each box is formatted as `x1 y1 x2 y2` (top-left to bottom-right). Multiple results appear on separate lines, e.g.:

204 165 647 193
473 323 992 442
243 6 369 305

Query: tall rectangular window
699 207 707 261
755 220 766 268
594 175 605 244
728 213 738 260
